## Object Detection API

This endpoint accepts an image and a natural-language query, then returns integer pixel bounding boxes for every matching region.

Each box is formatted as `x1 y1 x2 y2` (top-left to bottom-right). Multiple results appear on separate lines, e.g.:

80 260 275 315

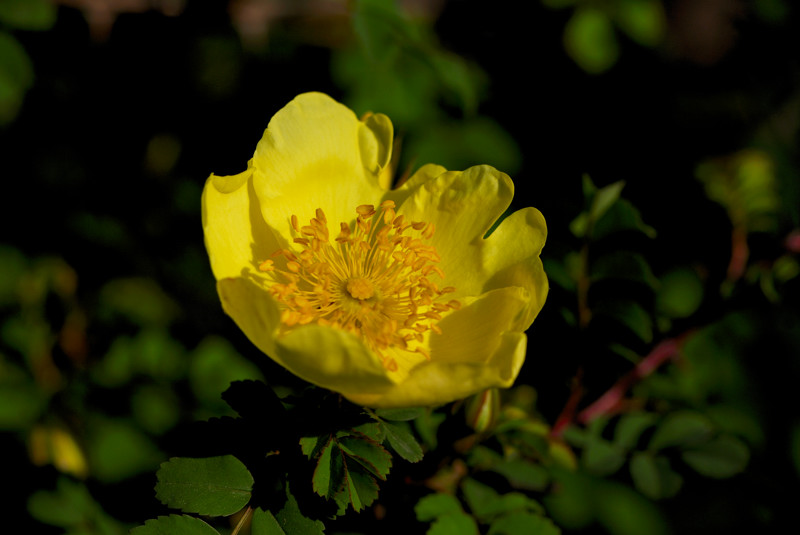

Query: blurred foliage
1 0 799 534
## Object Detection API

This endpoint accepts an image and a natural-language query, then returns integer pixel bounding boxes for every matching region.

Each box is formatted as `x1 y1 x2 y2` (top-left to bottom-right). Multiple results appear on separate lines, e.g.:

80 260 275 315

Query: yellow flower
201 92 547 408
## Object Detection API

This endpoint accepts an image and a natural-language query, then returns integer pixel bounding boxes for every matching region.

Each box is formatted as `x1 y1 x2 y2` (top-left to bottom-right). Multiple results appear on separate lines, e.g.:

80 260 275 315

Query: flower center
258 200 460 371
347 277 375 300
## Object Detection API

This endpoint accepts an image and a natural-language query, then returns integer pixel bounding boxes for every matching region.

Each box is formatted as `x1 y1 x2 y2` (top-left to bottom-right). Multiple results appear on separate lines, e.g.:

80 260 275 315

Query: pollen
263 201 459 371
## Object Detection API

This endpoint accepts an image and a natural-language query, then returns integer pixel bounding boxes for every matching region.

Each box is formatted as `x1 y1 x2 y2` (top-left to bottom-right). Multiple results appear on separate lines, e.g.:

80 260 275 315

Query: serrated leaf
487 512 561 535
311 437 335 498
348 465 380 511
275 483 325 534
648 411 714 451
251 508 284 535
415 493 464 522
353 421 385 442
130 515 220 535
630 452 682 499
375 407 426 421
339 435 392 480
299 436 320 458
382 420 423 462
155 456 253 516
682 435 749 478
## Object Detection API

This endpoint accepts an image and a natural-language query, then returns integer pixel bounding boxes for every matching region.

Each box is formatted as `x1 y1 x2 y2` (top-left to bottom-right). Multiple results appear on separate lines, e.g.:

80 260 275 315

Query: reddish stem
576 337 683 426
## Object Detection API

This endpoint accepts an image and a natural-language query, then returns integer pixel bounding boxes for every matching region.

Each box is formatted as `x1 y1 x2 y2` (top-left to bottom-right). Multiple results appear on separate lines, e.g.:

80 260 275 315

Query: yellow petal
482 207 549 330
277 323 397 399
393 164 514 298
350 332 527 409
217 277 282 356
201 162 282 280
429 286 529 364
251 92 389 233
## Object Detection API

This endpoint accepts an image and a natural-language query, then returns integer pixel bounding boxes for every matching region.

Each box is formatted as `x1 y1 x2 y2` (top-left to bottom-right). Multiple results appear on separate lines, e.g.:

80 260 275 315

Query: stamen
261 201 460 371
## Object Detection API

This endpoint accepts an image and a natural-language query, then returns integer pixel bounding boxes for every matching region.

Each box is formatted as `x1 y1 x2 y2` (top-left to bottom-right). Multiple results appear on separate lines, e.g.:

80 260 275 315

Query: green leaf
381 420 423 462
491 458 549 491
0 0 56 30
656 268 704 320
251 508 284 535
311 437 336 498
28 478 93 527
462 478 543 523
592 198 657 239
582 435 626 476
594 300 653 343
415 493 464 522
614 412 657 451
682 435 750 478
428 513 480 535
593 480 669 535
130 515 220 535
487 512 561 535
0 31 33 125
591 252 659 288
614 0 665 47
374 407 426 421
648 411 714 451
88 419 162 482
339 435 392 479
155 456 254 516
564 8 619 73
629 452 682 499
275 483 325 534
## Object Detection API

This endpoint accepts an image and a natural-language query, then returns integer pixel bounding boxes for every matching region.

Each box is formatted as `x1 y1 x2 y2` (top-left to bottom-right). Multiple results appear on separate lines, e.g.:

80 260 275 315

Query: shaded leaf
339 435 392 479
648 411 714 451
415 493 464 522
630 452 682 499
274 483 325 534
382 420 423 462
682 435 750 478
375 407 426 421
155 456 253 516
591 252 659 288
487 512 561 535
251 508 284 535
564 8 619 73
130 515 219 535
462 478 543 523
428 513 480 535
491 458 549 491
614 412 657 451
0 0 56 30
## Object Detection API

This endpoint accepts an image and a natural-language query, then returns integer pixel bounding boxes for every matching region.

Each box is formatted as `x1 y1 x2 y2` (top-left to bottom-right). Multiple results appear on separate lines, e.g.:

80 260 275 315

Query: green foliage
545 0 666 73
130 515 220 535
155 455 254 516
28 477 127 534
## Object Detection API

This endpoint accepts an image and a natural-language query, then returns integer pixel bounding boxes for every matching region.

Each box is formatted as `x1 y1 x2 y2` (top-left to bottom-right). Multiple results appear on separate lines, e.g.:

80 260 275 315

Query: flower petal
202 162 282 280
276 324 397 399
350 332 527 409
392 165 513 299
482 207 548 330
251 92 389 232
